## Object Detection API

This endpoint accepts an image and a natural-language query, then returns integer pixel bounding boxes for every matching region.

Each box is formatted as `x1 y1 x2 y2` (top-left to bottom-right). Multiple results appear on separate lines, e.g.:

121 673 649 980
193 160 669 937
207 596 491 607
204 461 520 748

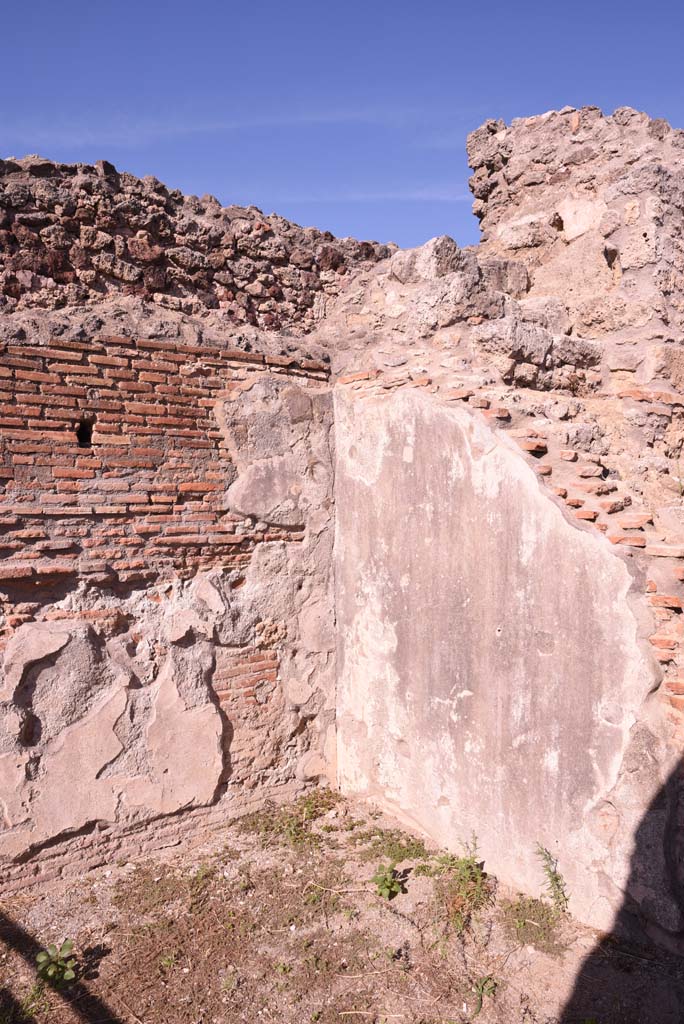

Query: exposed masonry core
0 336 335 883
5 104 684 949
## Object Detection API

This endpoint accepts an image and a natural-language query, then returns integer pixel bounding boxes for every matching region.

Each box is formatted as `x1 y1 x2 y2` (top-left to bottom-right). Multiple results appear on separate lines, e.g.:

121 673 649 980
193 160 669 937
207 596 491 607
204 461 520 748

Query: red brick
89 355 130 368
15 370 60 385
618 512 653 529
646 544 684 558
52 386 88 398
518 439 548 454
608 533 647 547
619 387 684 406
649 635 678 649
53 468 95 480
598 499 628 514
0 564 34 580
649 595 684 610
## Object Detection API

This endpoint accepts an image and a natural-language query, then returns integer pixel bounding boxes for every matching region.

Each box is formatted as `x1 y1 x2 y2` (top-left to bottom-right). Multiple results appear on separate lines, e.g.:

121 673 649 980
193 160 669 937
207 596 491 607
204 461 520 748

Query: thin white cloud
271 186 471 204
0 104 489 154
0 107 418 151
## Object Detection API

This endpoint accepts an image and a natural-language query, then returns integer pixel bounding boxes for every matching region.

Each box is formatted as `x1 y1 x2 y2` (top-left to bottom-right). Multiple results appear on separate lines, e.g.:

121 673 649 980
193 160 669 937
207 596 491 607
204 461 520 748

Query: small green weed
303 883 341 913
159 952 177 970
0 982 50 1024
35 939 77 987
502 894 565 954
238 789 340 848
537 844 569 914
434 841 493 935
355 827 429 863
113 864 183 914
472 975 497 1017
414 852 463 877
191 863 214 887
188 862 219 911
371 862 406 900
221 972 238 993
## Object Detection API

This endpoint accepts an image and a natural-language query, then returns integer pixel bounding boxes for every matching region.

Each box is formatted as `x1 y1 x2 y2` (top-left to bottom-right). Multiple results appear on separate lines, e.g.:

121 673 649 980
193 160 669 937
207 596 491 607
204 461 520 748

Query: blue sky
3 0 684 248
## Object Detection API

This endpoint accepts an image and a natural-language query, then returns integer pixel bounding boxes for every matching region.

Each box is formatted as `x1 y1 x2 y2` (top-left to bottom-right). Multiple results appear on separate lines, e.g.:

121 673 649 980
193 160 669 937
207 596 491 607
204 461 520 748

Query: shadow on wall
560 760 684 1023
0 910 123 1024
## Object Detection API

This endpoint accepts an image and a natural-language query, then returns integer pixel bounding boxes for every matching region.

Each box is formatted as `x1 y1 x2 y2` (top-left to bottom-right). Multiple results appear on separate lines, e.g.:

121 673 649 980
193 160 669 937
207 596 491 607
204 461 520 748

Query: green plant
502 894 565 954
435 840 493 934
191 863 214 887
414 851 463 877
355 827 429 863
371 862 406 900
159 952 177 970
24 983 50 1018
537 844 569 914
238 789 340 849
35 939 77 987
0 982 50 1024
472 975 497 1017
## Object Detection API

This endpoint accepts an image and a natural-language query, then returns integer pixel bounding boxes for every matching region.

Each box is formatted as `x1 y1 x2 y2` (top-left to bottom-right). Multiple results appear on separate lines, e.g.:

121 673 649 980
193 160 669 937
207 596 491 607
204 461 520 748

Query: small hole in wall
604 245 619 269
550 212 564 231
19 712 42 747
76 419 93 447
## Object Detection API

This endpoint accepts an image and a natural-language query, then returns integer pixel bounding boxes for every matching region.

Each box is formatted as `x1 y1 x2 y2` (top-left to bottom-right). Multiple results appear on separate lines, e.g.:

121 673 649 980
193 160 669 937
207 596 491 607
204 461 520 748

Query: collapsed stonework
2 105 684 946
0 154 388 334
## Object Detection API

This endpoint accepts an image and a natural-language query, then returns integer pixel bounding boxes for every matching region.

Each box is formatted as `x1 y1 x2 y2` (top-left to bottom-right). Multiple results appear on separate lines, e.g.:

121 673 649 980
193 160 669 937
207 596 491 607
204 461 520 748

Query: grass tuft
502 894 566 954
238 789 340 849
436 846 494 935
353 827 430 863
536 844 569 914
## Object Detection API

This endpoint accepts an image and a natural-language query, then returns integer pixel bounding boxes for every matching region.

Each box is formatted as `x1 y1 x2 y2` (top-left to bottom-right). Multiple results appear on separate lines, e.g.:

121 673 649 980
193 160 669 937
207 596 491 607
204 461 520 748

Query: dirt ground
1 791 683 1024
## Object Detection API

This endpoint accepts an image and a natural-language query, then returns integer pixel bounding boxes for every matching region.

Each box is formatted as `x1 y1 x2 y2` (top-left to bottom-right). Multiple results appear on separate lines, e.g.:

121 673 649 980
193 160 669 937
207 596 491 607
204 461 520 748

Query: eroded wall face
335 386 666 930
0 337 335 883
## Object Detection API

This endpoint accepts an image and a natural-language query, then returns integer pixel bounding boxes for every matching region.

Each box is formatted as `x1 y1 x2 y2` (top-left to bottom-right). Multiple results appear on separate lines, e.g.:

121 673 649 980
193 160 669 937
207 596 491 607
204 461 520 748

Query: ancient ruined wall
467 106 684 374
0 334 335 885
5 106 684 945
324 143 684 937
335 384 666 933
0 156 388 335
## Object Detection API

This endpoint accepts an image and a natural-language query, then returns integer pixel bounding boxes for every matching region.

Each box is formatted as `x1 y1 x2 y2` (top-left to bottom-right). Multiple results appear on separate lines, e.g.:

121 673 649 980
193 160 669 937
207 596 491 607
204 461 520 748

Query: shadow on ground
560 760 684 1023
0 911 122 1024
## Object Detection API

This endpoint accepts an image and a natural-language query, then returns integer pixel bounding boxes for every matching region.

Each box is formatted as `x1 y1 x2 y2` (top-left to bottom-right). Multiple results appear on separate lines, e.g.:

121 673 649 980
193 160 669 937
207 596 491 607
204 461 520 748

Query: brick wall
0 335 334 880
0 336 327 650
